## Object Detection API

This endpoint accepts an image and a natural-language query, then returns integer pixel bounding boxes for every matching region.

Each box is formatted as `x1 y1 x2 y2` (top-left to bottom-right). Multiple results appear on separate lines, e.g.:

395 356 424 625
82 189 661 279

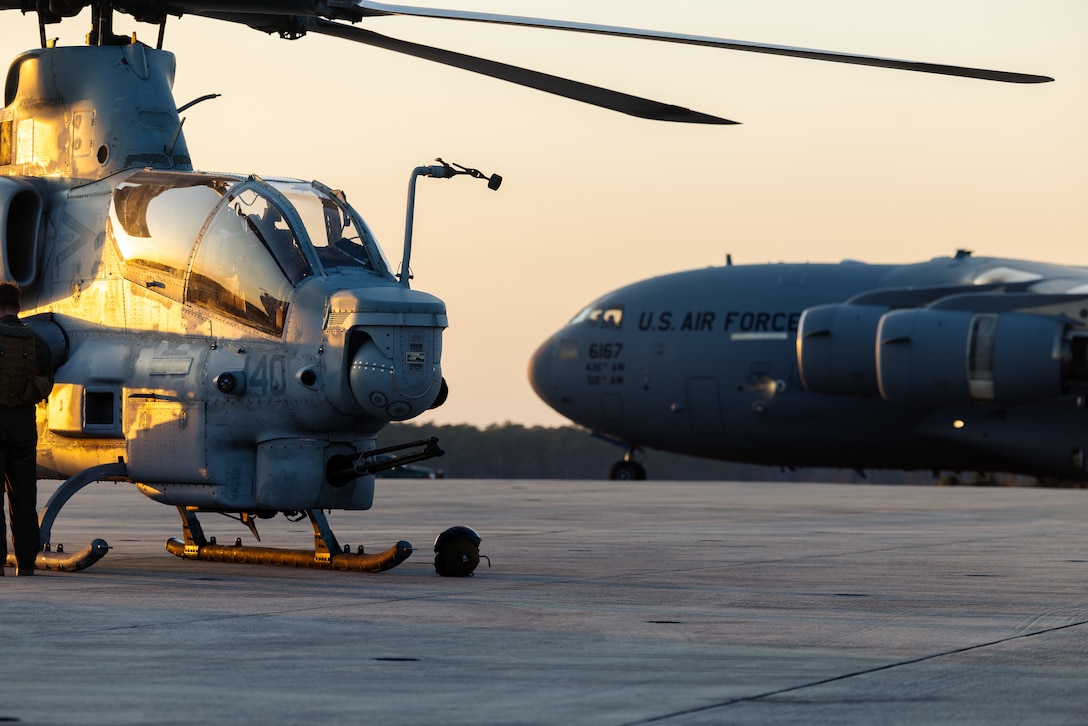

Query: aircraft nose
528 333 558 408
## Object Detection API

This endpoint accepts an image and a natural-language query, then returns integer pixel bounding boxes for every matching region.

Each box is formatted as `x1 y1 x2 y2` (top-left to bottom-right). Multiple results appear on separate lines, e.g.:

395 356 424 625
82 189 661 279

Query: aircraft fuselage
530 254 1088 479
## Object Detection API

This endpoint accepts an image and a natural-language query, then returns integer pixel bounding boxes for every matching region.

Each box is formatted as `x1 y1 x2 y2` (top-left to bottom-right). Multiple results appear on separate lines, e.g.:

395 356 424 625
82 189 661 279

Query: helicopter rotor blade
350 1 1054 85
305 19 737 124
183 9 737 123
8 1 1054 85
7 0 1052 121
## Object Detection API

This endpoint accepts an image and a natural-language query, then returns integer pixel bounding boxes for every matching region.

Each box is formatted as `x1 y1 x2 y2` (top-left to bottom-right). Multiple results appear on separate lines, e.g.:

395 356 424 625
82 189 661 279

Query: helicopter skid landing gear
164 507 413 572
11 461 132 572
4 539 111 573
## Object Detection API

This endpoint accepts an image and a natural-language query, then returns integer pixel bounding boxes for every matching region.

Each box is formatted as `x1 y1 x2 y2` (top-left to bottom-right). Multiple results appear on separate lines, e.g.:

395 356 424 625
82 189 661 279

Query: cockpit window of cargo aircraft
571 304 624 329
188 188 313 336
270 180 393 277
112 171 230 300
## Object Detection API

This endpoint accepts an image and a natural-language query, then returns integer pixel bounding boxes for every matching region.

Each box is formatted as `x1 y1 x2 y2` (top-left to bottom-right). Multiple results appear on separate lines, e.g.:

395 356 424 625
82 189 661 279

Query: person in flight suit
0 283 53 576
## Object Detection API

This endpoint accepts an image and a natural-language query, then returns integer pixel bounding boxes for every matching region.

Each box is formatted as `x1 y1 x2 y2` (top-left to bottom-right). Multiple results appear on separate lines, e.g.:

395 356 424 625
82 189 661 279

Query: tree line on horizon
379 422 1059 485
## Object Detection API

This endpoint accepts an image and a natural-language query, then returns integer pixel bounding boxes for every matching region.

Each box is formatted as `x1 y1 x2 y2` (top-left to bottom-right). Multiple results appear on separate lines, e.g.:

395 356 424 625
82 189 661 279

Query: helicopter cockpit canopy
110 170 393 335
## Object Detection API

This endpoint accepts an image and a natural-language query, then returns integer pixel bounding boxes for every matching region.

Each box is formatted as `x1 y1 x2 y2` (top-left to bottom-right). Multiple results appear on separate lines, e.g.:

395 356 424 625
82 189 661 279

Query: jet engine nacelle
876 309 1075 406
796 303 887 397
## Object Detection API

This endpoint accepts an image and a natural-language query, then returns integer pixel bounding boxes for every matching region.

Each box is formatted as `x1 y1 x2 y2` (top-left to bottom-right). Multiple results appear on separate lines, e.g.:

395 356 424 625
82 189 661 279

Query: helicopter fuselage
1 41 447 515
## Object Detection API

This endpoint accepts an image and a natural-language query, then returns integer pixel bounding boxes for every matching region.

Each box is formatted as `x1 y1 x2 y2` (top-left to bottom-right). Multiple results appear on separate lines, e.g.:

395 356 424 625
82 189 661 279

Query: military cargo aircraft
0 0 1052 571
530 251 1088 481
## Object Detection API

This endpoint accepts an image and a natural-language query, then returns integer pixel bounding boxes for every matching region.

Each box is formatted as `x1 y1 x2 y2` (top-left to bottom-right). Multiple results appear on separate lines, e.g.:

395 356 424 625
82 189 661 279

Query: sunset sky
2 1 1085 429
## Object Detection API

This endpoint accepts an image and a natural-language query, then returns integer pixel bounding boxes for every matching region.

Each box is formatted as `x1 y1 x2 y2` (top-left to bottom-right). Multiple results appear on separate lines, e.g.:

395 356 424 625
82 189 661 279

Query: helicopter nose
327 287 447 423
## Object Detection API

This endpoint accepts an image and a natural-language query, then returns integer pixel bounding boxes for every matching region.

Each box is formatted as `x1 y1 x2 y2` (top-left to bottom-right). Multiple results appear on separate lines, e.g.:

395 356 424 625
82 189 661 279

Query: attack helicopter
0 0 1053 573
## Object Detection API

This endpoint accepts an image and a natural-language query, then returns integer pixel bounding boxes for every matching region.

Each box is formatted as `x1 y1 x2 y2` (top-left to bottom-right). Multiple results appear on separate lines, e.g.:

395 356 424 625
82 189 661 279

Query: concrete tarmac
2 478 1087 725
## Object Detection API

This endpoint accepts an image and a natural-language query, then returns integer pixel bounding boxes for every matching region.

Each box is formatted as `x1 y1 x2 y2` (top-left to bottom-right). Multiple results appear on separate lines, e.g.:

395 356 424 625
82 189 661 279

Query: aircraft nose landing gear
591 433 648 481
609 459 647 480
